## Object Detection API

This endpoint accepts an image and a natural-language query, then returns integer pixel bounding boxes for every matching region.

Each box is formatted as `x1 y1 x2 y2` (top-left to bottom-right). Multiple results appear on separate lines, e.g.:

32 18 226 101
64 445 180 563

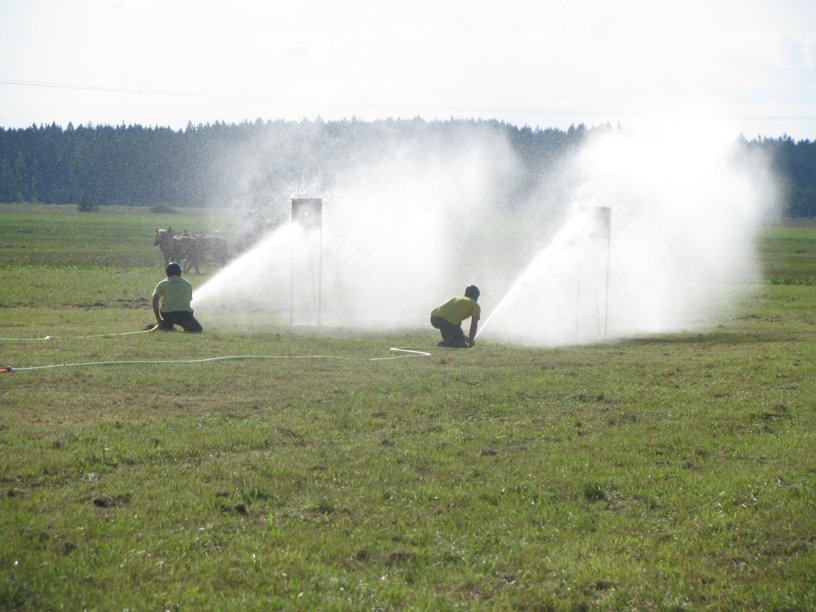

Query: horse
154 227 202 274
173 234 203 275
199 235 228 266
153 227 176 265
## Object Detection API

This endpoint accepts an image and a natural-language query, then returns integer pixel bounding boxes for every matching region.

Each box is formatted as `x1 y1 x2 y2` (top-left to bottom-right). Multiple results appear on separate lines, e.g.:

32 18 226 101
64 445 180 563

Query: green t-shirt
153 276 193 313
432 296 481 324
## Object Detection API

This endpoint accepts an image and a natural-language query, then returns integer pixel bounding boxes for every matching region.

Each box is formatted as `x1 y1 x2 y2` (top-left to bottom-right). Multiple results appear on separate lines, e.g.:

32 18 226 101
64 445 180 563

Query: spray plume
193 119 777 346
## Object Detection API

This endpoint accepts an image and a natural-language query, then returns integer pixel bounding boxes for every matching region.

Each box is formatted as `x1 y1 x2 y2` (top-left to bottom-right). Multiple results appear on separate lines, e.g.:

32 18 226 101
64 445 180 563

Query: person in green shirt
430 285 481 348
152 262 203 332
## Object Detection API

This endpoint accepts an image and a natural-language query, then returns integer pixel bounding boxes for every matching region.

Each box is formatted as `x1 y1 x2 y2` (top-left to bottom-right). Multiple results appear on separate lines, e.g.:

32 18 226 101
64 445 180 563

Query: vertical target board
291 198 323 230
576 206 612 337
290 198 323 325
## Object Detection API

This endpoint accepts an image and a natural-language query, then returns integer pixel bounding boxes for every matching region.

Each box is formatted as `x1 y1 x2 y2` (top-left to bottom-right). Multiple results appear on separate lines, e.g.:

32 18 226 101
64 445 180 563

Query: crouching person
152 262 203 332
431 285 480 348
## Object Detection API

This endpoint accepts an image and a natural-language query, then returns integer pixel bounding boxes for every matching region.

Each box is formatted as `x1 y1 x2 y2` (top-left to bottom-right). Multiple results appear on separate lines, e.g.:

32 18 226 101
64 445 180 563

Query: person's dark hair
165 262 182 276
465 285 480 300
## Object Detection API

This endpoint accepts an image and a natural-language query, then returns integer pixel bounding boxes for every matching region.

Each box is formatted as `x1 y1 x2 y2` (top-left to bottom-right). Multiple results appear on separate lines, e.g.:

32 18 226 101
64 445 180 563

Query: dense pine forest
1 119 814 216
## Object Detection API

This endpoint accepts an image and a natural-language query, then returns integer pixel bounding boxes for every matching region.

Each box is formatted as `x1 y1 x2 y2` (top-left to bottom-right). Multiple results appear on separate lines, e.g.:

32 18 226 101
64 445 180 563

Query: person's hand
466 337 475 348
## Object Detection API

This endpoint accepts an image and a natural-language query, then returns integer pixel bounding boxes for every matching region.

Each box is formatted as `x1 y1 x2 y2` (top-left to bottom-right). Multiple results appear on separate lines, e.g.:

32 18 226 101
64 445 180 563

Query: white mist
482 120 776 345
193 120 777 346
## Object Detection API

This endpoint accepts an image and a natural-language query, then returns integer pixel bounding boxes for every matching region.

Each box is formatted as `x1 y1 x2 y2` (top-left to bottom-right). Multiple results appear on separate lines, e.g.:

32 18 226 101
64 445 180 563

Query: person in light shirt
151 262 203 332
430 285 480 348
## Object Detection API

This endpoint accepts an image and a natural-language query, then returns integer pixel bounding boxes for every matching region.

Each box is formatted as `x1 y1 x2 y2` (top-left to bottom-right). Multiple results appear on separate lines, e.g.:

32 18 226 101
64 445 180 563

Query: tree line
0 119 814 216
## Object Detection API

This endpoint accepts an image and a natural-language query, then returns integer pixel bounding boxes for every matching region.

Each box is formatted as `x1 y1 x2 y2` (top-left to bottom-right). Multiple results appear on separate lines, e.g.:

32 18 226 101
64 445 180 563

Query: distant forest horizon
1 118 814 217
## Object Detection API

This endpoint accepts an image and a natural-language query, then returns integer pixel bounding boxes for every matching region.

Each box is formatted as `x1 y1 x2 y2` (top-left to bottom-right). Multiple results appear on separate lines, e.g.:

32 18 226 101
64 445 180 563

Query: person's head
465 285 480 301
165 262 182 277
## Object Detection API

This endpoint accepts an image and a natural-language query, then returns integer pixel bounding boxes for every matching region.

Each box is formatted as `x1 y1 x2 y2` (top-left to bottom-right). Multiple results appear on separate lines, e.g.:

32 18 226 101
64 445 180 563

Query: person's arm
152 293 163 325
467 316 479 347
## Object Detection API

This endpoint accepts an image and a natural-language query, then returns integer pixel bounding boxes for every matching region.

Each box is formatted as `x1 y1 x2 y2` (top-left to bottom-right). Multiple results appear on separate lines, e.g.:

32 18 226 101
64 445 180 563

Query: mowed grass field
1 204 815 609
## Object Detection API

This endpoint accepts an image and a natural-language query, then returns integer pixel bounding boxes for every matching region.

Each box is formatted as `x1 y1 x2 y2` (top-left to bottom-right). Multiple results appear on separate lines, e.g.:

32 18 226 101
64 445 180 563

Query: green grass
759 225 816 284
1 205 815 609
0 203 239 268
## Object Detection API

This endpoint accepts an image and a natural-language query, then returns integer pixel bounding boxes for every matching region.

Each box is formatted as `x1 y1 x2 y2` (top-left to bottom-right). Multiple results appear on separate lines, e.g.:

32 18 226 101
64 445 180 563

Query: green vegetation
2 122 815 216
1 206 814 609
759 224 816 285
0 204 238 268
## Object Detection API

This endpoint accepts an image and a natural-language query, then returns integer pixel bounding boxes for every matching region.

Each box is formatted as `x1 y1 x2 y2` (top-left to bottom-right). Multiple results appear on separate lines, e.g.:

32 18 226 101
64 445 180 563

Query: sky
1 0 814 139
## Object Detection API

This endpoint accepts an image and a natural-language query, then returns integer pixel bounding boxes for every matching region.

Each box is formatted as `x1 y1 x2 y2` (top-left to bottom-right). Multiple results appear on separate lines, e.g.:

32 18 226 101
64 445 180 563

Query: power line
1 77 815 123
0 78 277 103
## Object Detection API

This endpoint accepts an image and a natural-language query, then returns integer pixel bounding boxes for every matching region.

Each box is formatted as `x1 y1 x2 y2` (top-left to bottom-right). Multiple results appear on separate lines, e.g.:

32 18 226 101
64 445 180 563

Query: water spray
290 197 324 326
576 206 611 337
476 206 612 342
186 122 772 344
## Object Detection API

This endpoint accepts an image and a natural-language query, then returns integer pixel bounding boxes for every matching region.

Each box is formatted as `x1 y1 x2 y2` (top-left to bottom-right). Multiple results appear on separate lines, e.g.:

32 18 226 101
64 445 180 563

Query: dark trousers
430 315 467 348
160 311 203 333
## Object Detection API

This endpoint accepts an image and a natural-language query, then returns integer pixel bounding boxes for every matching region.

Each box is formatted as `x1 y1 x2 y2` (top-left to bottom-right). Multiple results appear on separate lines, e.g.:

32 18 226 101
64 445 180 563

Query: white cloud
0 0 814 137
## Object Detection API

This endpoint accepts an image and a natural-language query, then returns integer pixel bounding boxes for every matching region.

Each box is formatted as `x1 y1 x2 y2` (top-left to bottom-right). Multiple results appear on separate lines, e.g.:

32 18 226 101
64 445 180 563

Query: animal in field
153 226 227 274
154 226 201 273
199 235 228 266
153 227 177 264
173 234 203 274
178 230 228 271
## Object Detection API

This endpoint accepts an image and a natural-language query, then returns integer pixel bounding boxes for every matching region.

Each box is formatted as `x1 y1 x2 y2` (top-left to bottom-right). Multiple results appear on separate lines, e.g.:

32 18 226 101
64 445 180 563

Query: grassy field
1 204 815 609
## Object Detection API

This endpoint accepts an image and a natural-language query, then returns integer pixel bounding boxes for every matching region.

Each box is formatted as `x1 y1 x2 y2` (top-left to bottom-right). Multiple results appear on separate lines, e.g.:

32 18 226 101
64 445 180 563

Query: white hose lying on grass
2 349 431 372
0 325 161 342
0 323 433 372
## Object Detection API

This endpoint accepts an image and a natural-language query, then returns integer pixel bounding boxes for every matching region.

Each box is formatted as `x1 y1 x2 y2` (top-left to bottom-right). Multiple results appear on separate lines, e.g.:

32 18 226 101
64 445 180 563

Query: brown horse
154 226 231 274
174 234 202 274
153 227 176 265
153 227 203 274
199 235 228 266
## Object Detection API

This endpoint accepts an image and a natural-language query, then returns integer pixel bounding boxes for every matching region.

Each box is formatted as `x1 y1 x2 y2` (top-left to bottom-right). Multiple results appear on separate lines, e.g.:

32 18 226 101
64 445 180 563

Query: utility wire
2 78 815 123
0 78 276 103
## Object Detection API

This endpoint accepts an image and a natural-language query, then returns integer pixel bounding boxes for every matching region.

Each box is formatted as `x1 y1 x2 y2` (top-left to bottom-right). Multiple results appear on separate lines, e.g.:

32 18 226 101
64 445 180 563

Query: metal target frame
576 206 611 337
290 198 323 326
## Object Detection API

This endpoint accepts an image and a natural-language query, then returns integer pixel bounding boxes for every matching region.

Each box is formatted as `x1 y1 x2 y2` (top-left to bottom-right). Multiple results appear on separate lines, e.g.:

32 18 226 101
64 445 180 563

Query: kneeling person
431 285 480 348
152 262 203 333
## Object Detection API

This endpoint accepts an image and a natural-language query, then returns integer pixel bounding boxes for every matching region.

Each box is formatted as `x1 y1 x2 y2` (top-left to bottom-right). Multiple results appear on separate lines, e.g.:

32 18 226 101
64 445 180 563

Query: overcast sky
1 0 814 139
